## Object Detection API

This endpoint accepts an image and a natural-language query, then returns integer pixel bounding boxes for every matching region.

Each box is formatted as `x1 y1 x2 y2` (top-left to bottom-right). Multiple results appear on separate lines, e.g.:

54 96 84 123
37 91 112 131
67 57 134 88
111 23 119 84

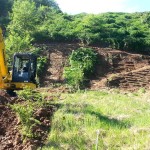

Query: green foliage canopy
63 48 97 89
5 0 38 56
1 0 150 55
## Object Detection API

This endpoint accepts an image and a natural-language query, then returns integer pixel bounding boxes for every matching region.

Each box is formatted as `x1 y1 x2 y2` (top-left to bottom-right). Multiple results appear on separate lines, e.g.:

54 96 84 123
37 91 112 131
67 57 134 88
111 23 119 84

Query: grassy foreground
42 89 150 150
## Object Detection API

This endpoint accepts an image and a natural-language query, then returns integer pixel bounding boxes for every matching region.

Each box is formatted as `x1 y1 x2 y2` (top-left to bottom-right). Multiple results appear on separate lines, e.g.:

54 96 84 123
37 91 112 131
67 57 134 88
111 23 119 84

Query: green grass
41 90 150 150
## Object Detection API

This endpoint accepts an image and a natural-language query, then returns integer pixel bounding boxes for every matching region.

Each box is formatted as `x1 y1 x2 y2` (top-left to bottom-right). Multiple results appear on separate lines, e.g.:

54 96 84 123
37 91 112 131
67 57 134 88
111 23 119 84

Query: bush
70 48 97 76
63 47 97 89
64 66 84 89
37 56 48 77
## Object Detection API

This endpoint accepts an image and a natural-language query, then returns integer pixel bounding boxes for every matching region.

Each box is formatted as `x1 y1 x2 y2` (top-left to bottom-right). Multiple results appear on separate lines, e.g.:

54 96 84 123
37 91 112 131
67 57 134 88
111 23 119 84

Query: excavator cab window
12 53 37 83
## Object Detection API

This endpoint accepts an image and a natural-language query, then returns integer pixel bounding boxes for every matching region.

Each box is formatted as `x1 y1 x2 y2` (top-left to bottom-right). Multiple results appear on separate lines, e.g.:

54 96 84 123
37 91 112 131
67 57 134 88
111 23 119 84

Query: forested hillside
0 0 150 56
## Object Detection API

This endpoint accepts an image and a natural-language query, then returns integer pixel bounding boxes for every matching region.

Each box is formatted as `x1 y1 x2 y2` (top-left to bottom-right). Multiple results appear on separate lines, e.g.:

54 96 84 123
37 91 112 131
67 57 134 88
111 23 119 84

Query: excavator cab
12 53 37 84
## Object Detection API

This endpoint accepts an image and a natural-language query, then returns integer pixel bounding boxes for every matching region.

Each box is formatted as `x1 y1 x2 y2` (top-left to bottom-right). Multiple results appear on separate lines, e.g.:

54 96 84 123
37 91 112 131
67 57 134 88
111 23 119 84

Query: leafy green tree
74 14 103 45
0 0 13 27
6 0 38 57
33 5 70 42
4 1 150 54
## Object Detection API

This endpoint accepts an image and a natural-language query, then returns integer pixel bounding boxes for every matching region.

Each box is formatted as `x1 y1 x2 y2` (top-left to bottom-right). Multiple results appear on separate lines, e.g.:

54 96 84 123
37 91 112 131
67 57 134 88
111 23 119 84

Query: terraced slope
107 66 150 90
91 49 150 90
37 43 150 90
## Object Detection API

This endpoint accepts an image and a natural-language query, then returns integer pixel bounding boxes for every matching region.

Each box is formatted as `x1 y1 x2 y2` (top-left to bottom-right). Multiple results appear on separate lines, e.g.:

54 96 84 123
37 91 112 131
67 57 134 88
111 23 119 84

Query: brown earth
37 43 81 86
0 90 55 150
91 48 150 90
37 43 150 91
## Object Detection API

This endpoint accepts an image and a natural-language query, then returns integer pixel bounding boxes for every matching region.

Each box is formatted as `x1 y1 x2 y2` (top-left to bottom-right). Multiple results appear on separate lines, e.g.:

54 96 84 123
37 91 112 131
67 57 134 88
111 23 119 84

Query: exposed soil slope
107 66 150 90
91 48 150 90
37 43 150 90
38 43 81 86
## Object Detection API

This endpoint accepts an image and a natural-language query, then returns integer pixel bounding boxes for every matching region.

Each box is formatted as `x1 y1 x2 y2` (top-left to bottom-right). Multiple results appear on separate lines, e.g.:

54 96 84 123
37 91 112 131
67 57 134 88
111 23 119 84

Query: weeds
11 88 53 139
11 102 40 138
17 87 42 101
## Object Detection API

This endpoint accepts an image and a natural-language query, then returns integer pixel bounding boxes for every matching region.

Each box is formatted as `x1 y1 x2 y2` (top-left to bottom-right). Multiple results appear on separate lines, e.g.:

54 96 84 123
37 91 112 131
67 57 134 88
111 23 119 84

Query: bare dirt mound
90 48 150 90
0 90 55 150
37 43 150 91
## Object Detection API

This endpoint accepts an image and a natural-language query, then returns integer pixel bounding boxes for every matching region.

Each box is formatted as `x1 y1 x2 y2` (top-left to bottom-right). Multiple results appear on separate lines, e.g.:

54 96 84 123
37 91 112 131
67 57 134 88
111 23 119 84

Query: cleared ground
1 88 150 149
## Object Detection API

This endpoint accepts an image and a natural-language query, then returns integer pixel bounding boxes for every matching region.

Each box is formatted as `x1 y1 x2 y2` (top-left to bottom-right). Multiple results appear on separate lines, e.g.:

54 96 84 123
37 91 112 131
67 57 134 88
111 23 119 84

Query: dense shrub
63 47 97 89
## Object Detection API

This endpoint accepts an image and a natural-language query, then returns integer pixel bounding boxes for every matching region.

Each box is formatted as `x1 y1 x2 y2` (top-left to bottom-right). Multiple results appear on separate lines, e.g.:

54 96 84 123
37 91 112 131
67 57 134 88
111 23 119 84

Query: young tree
6 0 38 57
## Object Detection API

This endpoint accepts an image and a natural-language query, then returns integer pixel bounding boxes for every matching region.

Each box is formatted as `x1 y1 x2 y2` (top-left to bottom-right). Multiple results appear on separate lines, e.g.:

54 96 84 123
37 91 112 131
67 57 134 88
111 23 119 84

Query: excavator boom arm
0 28 8 78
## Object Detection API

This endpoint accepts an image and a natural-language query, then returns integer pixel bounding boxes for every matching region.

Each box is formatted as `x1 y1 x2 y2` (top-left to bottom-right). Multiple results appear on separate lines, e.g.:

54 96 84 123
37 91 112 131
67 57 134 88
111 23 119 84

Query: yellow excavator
0 27 37 91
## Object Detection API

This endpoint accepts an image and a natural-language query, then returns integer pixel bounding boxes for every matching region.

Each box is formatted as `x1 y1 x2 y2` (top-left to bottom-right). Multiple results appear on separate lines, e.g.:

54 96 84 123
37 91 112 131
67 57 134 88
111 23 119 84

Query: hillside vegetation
1 0 150 57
